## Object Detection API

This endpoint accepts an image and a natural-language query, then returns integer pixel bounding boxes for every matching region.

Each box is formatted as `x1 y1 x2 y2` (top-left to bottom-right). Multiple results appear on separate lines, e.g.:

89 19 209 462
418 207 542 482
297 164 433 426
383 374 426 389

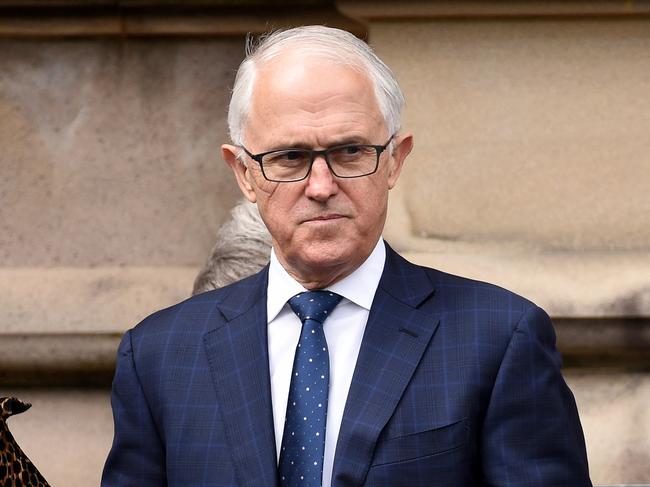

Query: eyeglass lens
262 145 379 181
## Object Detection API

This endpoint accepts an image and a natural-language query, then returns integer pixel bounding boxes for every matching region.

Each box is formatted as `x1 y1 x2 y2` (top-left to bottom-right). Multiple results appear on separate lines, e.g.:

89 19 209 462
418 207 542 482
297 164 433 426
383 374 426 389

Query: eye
331 145 373 161
264 150 309 167
342 145 361 155
285 150 303 160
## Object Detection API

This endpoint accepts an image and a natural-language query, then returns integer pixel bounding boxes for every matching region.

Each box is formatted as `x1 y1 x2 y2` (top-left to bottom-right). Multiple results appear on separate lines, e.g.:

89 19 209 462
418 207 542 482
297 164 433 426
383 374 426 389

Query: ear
386 132 413 189
222 144 257 203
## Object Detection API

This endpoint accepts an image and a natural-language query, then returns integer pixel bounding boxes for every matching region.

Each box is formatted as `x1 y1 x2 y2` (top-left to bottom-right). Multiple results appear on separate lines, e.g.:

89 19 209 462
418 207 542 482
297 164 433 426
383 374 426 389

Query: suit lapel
332 245 440 486
203 267 280 487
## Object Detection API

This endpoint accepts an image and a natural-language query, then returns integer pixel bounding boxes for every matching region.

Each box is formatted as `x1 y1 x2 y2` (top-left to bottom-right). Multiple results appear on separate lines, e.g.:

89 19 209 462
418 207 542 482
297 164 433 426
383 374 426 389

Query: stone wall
1 1 649 485
2 38 244 268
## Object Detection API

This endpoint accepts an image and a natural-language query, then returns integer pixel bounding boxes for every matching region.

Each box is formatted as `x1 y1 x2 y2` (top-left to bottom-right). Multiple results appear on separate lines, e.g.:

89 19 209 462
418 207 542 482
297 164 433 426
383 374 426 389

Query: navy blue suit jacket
102 243 591 486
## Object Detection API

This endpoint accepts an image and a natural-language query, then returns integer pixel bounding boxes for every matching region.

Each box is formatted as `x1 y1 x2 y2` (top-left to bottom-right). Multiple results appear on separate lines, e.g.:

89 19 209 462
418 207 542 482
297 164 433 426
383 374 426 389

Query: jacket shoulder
128 268 267 340
385 242 536 312
424 267 535 307
408 259 551 346
427 266 535 310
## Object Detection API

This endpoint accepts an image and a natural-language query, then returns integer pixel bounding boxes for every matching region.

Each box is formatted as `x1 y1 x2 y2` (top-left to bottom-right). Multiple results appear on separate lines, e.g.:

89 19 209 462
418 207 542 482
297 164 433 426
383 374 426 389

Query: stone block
375 19 650 251
0 38 244 267
566 371 650 484
0 267 197 333
397 248 650 317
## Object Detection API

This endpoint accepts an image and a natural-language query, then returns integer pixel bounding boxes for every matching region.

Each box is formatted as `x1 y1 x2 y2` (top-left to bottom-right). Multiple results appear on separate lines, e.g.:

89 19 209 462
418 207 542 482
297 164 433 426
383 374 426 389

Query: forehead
245 52 386 147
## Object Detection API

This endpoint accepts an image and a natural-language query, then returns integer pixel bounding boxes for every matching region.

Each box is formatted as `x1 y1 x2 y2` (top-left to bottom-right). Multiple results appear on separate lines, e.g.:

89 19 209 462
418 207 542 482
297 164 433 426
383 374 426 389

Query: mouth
303 214 346 223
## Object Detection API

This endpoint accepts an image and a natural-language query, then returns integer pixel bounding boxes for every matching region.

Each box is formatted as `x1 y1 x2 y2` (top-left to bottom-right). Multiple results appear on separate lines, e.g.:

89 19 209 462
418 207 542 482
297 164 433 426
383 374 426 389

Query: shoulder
426 266 535 313
423 264 557 354
424 264 550 332
386 244 535 310
127 267 267 345
384 244 541 335
387 249 559 368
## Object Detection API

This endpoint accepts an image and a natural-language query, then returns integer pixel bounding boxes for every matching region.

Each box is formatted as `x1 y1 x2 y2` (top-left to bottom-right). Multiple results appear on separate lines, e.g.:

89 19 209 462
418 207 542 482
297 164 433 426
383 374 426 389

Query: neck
274 252 364 291
288 268 350 291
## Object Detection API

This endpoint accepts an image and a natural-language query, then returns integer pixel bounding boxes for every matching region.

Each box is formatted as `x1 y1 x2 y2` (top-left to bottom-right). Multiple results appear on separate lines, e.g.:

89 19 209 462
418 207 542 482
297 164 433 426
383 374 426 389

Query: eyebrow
268 137 371 151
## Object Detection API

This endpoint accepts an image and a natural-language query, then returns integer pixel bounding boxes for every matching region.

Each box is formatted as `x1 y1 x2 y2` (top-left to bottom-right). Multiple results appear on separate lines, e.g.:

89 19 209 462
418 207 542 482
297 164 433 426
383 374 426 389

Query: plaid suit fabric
102 243 591 487
103 272 273 486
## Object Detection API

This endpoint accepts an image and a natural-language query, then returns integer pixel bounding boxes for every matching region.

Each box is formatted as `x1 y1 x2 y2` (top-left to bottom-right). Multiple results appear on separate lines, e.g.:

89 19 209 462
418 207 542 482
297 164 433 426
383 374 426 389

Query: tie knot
288 290 342 324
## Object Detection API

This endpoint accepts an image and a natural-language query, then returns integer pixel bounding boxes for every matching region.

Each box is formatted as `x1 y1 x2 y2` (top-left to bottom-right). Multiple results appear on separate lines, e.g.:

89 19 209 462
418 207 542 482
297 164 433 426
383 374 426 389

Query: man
102 26 591 486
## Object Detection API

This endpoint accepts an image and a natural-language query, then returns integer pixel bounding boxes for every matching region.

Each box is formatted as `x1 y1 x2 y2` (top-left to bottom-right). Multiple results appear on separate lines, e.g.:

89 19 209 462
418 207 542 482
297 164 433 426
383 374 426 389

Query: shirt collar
267 238 386 323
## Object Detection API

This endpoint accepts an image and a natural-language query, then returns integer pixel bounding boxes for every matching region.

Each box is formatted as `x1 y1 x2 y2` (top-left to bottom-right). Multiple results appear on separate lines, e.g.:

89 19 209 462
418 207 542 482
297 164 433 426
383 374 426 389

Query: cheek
358 192 390 235
247 169 281 196
255 186 302 236
353 181 389 216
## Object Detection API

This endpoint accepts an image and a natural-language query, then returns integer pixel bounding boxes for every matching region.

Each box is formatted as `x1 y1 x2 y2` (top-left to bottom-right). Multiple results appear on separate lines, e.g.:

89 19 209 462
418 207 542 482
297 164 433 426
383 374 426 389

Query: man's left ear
387 132 413 189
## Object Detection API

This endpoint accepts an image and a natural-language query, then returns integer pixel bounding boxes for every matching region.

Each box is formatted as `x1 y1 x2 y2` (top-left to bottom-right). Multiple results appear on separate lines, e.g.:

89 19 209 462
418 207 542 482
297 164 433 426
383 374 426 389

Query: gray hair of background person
193 199 272 295
227 25 406 147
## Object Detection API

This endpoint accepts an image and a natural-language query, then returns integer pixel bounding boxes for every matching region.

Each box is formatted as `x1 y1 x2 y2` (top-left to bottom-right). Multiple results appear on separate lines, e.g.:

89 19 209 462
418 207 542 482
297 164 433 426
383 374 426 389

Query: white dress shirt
267 238 386 487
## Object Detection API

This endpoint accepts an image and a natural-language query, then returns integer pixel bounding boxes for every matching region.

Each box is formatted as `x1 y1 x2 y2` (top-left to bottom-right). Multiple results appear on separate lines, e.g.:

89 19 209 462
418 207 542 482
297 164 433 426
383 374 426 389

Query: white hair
192 199 272 294
227 25 405 146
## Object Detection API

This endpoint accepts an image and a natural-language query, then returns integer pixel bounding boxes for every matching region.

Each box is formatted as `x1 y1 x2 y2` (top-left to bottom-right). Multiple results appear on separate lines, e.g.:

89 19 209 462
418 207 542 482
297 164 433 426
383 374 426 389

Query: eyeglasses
239 135 394 183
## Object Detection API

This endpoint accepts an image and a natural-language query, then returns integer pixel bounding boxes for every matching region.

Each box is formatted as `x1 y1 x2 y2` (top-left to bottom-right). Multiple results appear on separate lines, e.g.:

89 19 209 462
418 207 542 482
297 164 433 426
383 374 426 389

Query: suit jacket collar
203 266 281 487
332 243 439 486
378 241 437 309
214 265 269 322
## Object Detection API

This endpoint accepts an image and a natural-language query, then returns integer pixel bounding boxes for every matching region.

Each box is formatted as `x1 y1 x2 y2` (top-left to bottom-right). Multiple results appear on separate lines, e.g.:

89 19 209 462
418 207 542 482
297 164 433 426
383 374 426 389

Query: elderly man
102 26 591 487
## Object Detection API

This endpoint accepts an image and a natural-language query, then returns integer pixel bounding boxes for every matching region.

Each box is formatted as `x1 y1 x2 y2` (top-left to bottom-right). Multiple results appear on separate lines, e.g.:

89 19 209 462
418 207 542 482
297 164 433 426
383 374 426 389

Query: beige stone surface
566 371 650 484
0 38 243 267
0 333 120 386
396 247 650 317
2 373 649 486
375 19 650 251
0 266 197 333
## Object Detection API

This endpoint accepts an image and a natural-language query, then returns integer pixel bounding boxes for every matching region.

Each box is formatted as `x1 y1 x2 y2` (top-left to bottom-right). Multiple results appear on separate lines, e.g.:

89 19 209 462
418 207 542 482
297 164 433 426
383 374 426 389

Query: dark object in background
0 396 50 487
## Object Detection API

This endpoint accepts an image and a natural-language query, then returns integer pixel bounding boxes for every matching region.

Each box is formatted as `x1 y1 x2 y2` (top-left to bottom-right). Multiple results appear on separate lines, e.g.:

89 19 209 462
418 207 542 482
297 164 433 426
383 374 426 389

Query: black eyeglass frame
239 135 395 183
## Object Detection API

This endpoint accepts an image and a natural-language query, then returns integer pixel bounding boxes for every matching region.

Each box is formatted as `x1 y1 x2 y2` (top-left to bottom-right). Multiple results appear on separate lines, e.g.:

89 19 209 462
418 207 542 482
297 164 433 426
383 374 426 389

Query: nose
304 155 338 201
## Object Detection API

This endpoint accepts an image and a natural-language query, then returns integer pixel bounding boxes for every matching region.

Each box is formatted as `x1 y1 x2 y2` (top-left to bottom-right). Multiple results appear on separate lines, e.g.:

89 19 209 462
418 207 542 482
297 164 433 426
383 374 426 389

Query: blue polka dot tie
278 290 343 487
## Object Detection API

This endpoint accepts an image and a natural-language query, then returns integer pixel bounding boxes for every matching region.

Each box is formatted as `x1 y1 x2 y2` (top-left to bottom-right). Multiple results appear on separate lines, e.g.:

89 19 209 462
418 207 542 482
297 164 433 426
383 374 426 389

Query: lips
304 214 345 223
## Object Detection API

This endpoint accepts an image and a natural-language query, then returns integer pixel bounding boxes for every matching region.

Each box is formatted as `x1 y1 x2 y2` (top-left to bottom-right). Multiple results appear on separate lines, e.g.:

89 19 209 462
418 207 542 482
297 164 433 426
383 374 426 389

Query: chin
306 246 351 266
297 241 357 270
